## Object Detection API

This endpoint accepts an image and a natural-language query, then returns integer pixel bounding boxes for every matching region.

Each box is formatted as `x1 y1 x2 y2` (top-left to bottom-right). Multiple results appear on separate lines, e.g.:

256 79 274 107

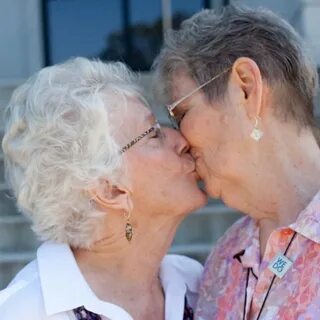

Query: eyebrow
144 113 156 124
167 89 195 113
167 78 212 112
120 121 158 154
173 103 188 116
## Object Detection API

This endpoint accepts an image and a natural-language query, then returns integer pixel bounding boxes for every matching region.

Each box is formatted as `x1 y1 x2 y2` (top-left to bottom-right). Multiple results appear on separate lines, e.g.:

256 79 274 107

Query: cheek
183 106 224 145
184 116 237 175
183 117 225 167
200 145 228 178
127 152 187 210
129 150 182 187
203 140 249 183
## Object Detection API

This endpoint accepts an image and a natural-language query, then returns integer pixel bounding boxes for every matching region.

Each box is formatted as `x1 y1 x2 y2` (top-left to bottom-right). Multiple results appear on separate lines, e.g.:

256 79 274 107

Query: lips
191 149 201 161
194 158 204 179
182 153 196 173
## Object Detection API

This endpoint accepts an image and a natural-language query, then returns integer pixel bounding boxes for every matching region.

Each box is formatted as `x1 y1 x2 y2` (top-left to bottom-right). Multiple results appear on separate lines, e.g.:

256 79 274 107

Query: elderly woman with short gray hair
155 4 320 319
0 57 207 319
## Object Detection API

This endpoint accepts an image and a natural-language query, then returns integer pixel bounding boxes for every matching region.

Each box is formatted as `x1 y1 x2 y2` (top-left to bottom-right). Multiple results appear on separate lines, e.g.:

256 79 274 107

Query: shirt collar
160 254 202 294
160 254 203 320
37 242 133 319
37 242 202 319
232 190 320 270
290 190 320 244
231 217 261 272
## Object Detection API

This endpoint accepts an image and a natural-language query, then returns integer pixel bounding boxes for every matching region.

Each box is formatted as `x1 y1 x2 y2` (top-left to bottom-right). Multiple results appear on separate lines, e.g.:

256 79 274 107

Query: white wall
0 0 43 83
302 0 320 66
0 0 43 125
241 0 304 31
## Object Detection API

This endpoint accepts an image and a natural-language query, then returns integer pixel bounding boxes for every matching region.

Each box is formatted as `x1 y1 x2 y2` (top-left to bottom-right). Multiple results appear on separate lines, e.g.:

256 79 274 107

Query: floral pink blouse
196 191 320 320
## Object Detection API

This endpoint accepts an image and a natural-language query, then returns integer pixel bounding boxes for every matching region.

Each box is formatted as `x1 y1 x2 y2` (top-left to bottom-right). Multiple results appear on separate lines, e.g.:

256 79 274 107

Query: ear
231 57 264 119
88 180 133 213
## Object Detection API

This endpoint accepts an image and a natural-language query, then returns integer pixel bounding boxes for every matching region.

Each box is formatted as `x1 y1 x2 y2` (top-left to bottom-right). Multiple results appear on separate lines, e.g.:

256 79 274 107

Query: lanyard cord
243 268 250 320
242 231 297 320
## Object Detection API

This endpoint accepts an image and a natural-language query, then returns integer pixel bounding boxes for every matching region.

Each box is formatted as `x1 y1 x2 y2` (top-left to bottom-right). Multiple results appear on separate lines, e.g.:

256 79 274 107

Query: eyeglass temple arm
167 68 231 113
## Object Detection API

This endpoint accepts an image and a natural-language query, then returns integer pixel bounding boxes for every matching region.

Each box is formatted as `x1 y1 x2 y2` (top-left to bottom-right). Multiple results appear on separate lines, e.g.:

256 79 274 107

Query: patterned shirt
73 297 194 319
196 191 320 320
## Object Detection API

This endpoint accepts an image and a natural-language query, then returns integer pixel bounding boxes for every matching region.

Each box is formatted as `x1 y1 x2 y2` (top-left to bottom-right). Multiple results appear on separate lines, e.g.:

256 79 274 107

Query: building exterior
0 0 319 289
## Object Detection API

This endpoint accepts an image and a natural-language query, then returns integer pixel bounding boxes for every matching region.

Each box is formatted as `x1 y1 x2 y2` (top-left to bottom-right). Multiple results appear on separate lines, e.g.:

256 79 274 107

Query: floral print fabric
73 297 194 320
196 191 320 319
74 306 102 320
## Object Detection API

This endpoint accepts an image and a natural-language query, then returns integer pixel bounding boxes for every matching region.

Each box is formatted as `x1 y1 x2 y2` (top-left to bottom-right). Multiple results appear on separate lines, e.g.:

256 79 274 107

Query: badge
268 253 293 278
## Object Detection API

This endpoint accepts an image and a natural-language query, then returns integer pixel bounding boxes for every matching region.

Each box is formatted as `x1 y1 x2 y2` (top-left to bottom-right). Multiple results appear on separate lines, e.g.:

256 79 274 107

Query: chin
173 176 208 213
177 189 208 216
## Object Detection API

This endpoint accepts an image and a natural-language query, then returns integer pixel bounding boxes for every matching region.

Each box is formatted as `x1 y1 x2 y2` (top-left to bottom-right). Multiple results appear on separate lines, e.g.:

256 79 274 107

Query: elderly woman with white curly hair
0 57 207 320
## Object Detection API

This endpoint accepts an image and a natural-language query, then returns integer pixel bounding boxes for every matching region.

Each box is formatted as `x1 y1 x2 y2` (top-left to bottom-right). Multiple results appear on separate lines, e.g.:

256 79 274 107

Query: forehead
124 97 151 120
170 69 199 103
117 97 154 140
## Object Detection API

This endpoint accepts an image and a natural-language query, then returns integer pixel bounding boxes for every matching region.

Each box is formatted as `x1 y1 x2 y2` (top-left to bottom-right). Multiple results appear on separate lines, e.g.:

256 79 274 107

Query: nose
163 127 190 155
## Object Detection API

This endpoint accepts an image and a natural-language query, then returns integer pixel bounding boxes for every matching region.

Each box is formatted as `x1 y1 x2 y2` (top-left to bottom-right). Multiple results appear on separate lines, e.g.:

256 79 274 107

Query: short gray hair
2 57 144 248
154 4 319 128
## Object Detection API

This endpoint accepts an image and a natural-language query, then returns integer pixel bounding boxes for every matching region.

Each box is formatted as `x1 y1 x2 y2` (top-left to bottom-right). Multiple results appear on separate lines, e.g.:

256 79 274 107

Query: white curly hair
2 57 145 248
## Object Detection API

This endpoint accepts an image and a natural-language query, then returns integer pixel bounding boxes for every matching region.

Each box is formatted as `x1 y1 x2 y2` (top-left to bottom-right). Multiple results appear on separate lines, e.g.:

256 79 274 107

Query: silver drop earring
250 116 263 141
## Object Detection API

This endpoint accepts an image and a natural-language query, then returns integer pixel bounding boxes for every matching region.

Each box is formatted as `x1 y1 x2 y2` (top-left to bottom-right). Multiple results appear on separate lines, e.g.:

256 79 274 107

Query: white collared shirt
0 242 203 320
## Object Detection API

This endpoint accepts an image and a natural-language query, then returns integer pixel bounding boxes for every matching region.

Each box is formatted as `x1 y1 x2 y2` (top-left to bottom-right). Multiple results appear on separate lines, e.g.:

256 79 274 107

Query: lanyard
242 231 297 320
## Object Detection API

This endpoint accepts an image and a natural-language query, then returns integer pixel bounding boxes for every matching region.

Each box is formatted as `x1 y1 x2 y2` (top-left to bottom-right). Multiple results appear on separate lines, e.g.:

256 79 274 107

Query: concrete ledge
0 215 28 224
0 187 18 216
170 243 214 263
0 252 35 290
0 218 39 252
170 243 213 255
0 251 35 263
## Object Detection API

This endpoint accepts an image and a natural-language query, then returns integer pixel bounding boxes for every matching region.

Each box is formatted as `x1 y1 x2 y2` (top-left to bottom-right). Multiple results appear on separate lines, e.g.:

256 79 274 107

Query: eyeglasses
165 68 231 129
120 122 161 153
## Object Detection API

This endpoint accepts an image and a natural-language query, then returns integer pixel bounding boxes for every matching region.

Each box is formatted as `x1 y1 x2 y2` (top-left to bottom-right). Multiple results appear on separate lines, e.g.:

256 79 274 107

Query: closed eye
174 109 187 126
150 123 164 139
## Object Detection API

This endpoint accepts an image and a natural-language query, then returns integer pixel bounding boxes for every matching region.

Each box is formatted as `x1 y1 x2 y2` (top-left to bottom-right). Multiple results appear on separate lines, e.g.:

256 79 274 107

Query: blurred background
0 0 319 289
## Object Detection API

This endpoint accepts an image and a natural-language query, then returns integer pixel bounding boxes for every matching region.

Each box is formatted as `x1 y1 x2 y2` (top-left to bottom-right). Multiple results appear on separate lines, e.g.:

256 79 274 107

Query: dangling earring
250 116 264 141
124 210 133 242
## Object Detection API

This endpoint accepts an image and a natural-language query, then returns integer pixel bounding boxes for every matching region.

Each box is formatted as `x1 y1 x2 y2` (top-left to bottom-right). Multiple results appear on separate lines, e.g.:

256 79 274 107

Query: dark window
42 0 211 71
100 0 163 71
44 0 122 64
171 0 204 29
